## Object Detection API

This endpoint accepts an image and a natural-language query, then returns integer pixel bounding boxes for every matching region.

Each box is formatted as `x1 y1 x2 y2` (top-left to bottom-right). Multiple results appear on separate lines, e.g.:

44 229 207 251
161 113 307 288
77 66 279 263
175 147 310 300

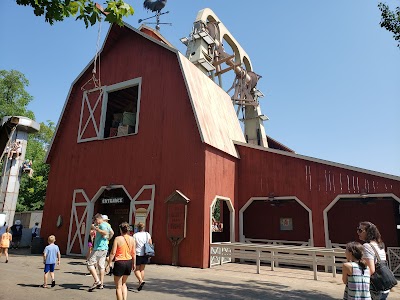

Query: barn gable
46 22 245 162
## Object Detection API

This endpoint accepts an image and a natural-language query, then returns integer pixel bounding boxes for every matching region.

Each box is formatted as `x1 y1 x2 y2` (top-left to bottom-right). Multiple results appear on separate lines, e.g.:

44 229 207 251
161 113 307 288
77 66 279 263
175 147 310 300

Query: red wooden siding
42 25 209 267
243 201 310 242
328 199 398 246
203 146 238 267
236 144 400 247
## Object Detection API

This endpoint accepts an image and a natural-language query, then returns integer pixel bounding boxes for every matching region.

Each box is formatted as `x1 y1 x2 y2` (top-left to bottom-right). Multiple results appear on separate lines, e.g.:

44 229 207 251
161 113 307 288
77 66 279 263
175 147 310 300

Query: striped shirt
343 262 371 300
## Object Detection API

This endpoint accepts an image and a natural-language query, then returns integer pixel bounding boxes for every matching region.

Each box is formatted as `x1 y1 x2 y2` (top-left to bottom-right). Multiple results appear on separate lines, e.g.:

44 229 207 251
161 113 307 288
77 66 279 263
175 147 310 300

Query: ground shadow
17 283 44 288
64 271 88 276
137 278 338 300
67 261 86 266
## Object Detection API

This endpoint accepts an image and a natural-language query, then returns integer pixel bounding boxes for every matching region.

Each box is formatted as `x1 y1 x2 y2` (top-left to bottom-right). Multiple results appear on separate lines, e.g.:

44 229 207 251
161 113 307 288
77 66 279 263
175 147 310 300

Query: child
342 241 371 300
41 235 61 288
0 227 12 263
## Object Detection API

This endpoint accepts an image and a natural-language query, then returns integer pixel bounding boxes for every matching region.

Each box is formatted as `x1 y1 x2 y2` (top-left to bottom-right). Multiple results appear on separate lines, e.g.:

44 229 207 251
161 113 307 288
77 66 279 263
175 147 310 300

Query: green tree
16 0 134 27
0 70 34 120
0 69 55 211
17 121 55 211
379 2 400 48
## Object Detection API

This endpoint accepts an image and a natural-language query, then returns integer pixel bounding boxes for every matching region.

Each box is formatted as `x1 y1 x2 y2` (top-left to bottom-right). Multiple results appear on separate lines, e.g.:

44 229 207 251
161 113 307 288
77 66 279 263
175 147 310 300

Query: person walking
357 221 390 300
109 222 136 300
102 215 115 276
10 220 23 249
87 213 112 291
0 227 12 263
342 241 371 300
41 235 61 288
31 222 39 241
133 222 152 291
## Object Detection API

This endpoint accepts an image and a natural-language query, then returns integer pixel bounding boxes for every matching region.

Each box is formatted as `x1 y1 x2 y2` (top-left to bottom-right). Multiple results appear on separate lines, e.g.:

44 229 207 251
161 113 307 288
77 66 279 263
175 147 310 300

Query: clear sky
1 0 399 176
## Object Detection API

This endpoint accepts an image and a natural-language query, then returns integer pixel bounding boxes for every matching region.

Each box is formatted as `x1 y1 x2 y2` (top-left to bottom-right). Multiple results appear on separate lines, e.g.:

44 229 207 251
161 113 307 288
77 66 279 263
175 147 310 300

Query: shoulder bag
369 243 397 292
144 232 155 257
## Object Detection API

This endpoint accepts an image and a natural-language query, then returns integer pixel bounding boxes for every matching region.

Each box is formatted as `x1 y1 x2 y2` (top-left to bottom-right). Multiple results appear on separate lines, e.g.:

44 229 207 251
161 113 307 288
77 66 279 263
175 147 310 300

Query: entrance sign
165 190 190 266
101 197 124 204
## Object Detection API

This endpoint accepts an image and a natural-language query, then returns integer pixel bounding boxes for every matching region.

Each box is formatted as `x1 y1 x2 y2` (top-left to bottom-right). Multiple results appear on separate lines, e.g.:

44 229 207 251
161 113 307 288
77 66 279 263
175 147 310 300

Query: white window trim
209 196 235 244
77 78 142 143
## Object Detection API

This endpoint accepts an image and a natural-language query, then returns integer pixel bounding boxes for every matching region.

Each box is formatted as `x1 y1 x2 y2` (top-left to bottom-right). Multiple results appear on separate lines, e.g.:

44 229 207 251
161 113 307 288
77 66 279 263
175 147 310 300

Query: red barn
42 23 400 268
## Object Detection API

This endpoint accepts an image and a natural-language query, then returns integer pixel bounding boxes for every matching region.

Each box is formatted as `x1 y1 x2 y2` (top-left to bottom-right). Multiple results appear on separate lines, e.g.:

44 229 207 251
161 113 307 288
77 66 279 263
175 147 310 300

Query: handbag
144 232 155 257
369 243 397 292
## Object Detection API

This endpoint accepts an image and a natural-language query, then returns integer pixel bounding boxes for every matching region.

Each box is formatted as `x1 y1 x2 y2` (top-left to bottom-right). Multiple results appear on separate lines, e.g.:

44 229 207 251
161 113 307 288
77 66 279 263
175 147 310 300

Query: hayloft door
67 190 92 255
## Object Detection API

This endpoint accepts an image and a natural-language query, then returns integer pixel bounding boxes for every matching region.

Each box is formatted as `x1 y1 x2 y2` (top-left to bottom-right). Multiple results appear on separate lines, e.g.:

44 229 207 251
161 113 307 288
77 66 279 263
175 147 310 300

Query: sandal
88 281 102 292
40 284 48 288
137 281 145 291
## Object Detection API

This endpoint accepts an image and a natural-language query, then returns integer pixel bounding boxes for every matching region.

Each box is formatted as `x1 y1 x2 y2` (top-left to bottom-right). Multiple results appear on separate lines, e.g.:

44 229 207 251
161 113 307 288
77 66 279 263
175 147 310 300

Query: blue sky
1 0 399 176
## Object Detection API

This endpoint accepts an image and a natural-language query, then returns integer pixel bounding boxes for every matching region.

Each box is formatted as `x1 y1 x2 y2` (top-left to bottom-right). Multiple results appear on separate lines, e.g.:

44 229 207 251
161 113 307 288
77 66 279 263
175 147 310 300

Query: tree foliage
0 70 34 120
16 0 134 27
379 2 400 48
0 69 55 212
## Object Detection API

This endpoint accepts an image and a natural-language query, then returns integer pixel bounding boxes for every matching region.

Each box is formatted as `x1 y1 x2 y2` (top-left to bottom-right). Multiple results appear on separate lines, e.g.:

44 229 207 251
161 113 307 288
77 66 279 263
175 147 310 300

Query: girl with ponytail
343 241 371 300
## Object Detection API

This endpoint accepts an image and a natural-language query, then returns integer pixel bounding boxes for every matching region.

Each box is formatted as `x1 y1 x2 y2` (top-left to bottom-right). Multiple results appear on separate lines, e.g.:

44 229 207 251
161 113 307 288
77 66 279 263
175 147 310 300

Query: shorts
113 259 132 276
44 264 55 273
87 250 107 269
136 255 149 266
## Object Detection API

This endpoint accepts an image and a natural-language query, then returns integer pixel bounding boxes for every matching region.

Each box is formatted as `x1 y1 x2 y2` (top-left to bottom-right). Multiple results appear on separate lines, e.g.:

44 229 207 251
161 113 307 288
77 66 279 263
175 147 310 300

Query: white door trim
67 189 91 255
323 193 400 248
209 196 235 244
239 196 314 246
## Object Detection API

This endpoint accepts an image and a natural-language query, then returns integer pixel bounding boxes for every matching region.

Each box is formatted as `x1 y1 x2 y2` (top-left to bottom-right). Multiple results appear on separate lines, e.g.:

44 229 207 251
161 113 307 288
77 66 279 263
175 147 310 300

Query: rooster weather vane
139 0 171 31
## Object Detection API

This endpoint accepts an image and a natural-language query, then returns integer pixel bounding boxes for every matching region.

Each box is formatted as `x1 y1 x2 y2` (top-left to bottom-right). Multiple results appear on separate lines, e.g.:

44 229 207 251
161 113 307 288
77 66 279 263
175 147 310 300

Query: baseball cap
102 215 110 221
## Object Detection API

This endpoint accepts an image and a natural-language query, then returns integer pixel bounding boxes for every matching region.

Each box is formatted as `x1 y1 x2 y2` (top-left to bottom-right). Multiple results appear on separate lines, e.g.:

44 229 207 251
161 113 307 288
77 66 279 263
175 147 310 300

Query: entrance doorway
210 196 234 243
94 188 131 235
324 193 400 248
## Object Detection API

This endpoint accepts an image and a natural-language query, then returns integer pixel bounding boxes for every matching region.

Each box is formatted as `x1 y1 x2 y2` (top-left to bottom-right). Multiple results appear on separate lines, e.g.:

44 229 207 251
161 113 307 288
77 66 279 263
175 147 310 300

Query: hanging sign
280 217 293 231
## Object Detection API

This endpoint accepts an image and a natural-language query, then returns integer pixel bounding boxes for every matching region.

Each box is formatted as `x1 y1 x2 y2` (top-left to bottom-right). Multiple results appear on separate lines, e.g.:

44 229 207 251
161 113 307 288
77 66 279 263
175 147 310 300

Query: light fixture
259 115 269 121
360 190 368 199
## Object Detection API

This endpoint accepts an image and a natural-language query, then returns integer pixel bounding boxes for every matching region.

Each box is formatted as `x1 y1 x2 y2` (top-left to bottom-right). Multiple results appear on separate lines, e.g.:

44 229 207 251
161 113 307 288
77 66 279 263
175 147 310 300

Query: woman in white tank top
133 222 152 291
357 221 390 300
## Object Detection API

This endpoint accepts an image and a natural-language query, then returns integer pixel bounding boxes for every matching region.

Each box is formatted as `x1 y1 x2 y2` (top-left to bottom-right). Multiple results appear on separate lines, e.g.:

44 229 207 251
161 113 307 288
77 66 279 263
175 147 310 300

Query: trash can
31 237 45 254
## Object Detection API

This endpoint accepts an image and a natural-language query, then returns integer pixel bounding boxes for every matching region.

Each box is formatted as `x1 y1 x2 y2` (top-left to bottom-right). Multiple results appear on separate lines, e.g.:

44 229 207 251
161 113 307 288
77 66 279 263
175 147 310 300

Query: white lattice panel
388 247 400 276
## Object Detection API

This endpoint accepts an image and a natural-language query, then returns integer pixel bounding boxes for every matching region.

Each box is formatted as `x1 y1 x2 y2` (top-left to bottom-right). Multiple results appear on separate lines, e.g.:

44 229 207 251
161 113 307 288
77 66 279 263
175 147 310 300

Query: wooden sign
167 202 187 238
165 190 190 266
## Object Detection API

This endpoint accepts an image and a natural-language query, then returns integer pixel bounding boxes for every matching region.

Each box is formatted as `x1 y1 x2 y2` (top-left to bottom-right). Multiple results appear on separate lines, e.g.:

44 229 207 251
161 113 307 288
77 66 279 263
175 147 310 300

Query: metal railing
210 242 346 281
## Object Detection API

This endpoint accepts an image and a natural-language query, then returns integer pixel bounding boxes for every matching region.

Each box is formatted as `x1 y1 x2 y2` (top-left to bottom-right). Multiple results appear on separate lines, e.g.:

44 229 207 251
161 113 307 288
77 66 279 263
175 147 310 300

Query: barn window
102 78 141 139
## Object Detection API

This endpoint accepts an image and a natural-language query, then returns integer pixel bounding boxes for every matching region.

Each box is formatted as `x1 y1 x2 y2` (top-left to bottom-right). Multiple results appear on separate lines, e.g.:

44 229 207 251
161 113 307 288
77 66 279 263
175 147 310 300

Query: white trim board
234 141 400 182
323 193 400 248
209 196 235 244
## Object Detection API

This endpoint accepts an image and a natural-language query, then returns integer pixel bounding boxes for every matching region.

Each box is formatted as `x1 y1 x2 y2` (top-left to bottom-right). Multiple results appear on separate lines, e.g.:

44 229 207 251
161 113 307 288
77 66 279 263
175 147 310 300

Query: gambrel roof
46 22 245 162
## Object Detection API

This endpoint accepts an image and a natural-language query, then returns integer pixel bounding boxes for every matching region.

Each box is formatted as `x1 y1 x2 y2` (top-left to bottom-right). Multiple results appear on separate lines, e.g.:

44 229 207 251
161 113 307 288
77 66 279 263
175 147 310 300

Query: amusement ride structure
180 8 269 148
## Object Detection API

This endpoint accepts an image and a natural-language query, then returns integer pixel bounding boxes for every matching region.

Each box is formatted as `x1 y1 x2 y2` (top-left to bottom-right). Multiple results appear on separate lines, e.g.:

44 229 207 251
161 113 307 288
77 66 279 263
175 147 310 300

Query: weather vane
139 0 171 31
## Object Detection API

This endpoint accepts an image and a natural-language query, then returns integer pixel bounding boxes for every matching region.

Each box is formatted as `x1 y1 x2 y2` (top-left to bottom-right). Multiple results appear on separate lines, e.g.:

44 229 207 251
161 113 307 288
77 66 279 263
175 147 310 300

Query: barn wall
236 144 400 247
203 146 238 267
328 199 398 247
243 201 310 242
42 27 207 267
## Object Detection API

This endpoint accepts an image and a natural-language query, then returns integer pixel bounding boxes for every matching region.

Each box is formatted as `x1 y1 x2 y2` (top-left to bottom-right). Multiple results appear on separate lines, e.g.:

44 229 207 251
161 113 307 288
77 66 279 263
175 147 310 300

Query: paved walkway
1 249 399 300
